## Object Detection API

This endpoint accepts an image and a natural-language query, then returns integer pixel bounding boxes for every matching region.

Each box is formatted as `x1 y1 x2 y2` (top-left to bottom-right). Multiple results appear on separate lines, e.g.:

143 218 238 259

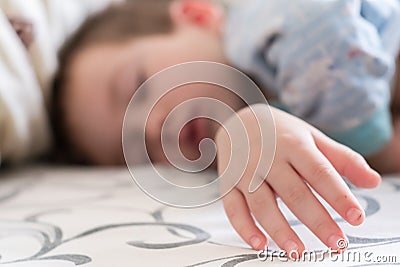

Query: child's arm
392 57 400 120
367 62 400 173
216 105 381 256
367 120 400 173
367 55 400 173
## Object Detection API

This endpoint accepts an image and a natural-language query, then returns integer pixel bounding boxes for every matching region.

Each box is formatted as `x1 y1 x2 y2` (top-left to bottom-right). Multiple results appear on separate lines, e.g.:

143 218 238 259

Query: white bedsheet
0 166 399 267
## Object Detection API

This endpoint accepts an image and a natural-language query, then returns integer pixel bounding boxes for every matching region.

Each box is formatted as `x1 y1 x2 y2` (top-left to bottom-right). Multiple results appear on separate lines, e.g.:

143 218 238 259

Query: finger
290 143 365 226
312 129 381 188
240 181 305 257
223 188 266 250
268 164 347 252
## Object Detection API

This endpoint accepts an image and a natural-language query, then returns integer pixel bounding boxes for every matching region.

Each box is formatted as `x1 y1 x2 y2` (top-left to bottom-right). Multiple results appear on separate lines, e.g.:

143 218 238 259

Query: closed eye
133 73 148 101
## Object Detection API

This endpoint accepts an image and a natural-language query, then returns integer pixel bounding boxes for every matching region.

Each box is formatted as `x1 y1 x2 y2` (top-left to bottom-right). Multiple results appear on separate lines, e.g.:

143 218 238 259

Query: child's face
63 3 243 165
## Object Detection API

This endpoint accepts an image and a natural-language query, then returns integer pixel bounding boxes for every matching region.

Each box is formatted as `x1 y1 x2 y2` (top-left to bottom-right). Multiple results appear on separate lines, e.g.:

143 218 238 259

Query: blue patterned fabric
225 0 400 155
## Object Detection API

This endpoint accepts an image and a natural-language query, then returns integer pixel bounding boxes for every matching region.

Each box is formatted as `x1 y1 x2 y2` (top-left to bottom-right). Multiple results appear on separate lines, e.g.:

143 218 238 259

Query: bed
0 166 399 267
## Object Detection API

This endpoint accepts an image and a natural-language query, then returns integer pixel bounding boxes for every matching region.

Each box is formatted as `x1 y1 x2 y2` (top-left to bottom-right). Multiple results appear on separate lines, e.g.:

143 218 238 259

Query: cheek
73 87 124 165
88 115 124 165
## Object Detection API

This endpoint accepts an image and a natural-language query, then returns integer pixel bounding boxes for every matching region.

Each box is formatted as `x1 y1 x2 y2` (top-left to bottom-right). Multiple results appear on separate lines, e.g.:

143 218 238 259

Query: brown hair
50 0 174 164
392 56 400 119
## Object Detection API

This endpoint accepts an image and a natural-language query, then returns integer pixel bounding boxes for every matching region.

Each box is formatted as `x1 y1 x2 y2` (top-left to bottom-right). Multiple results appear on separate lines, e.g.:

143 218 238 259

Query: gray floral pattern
0 167 399 267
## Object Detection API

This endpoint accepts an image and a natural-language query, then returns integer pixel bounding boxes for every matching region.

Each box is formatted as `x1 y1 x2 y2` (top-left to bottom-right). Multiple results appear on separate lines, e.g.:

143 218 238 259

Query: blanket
0 0 114 164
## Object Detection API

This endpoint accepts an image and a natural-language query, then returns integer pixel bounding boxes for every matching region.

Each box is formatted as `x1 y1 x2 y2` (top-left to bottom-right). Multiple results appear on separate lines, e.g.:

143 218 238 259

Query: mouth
180 117 209 149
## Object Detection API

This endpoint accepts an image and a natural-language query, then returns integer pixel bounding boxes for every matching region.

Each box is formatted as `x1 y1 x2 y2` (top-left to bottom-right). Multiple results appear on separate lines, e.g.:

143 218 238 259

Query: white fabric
0 166 399 266
0 0 114 164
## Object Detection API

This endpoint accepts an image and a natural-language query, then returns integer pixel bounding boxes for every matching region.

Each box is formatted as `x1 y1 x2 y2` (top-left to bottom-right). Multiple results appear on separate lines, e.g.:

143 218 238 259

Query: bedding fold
0 0 115 164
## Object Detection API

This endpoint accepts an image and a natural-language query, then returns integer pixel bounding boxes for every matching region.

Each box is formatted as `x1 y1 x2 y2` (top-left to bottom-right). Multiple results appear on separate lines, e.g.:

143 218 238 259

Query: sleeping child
50 0 399 257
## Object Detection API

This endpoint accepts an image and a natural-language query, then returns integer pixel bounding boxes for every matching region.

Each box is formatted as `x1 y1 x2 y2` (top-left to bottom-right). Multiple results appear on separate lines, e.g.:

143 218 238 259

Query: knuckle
224 203 238 221
280 134 304 147
310 164 335 180
286 187 306 205
340 144 361 159
224 202 253 237
235 224 249 237
341 148 367 176
313 219 330 234
333 193 350 207
269 227 286 241
341 145 364 163
249 193 266 211
349 151 365 163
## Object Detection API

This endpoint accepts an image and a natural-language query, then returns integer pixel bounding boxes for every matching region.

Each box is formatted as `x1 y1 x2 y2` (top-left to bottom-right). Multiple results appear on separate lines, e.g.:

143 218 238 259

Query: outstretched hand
216 105 381 257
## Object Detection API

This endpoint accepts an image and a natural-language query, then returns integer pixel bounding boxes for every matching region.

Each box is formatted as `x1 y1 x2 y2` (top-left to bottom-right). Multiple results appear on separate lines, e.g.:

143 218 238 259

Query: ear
170 0 224 33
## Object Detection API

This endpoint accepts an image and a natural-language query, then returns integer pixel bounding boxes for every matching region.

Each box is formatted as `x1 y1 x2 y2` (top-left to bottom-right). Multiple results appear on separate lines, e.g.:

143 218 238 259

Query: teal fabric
329 107 393 156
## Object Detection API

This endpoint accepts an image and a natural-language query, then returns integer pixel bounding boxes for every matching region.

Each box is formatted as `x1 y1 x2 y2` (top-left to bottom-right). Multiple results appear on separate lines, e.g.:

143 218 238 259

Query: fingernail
328 235 348 252
250 236 262 250
346 208 364 223
283 240 298 259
